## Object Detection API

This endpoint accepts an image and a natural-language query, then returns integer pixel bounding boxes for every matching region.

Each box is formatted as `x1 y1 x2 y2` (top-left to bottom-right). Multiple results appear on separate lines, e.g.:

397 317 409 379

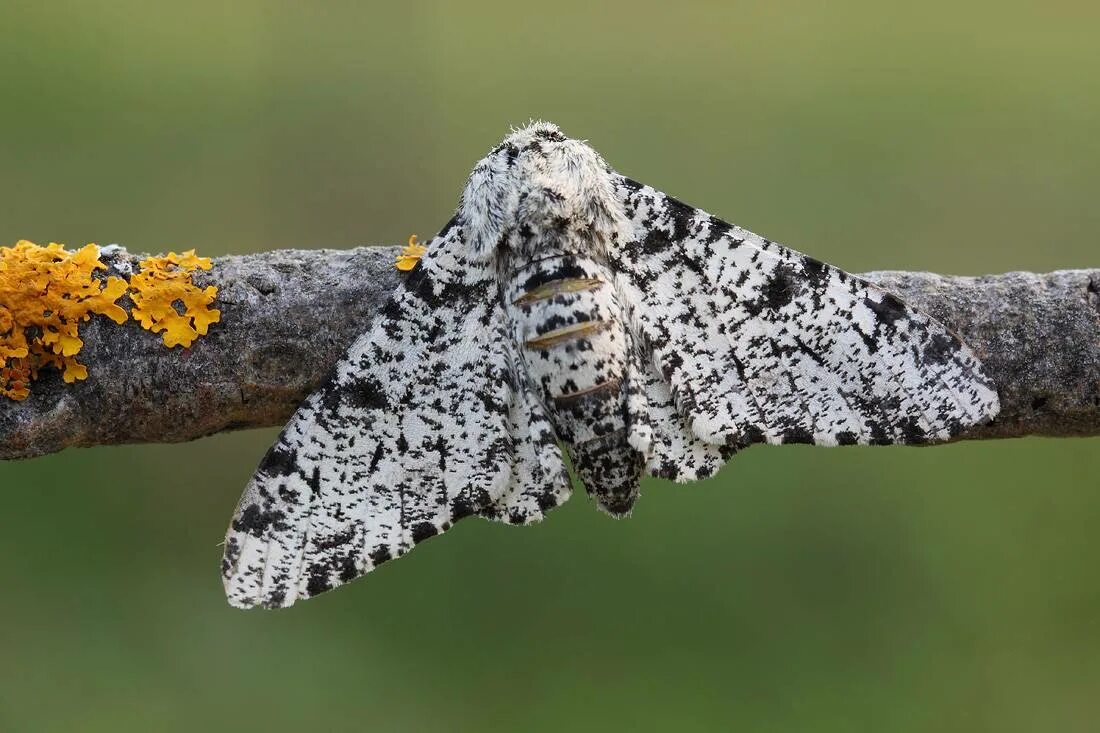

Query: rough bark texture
2 246 1098 460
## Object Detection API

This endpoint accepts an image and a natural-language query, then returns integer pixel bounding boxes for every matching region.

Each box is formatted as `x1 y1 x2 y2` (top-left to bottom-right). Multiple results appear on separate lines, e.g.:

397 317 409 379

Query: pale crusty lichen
0 241 220 400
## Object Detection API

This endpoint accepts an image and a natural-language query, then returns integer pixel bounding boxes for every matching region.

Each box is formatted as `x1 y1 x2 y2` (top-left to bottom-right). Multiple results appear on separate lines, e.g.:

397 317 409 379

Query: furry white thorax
458 121 631 265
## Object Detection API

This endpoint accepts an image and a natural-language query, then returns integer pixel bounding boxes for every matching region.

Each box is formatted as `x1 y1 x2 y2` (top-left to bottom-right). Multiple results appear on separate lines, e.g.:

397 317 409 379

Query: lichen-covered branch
1 246 1097 460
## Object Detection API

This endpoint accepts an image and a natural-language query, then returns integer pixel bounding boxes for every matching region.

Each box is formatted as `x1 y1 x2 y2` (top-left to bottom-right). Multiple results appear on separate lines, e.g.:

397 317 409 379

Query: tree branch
2 245 1098 460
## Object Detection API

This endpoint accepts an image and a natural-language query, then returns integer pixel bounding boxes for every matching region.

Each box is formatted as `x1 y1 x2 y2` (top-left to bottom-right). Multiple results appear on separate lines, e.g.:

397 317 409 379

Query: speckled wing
611 176 999 471
222 224 571 609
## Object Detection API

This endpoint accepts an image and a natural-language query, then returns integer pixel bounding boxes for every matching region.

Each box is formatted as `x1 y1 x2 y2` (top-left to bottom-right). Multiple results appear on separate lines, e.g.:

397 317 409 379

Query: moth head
457 121 630 263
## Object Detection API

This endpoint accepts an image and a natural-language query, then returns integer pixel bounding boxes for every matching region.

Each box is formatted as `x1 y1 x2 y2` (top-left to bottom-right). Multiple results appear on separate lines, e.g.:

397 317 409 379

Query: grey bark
2 246 1098 460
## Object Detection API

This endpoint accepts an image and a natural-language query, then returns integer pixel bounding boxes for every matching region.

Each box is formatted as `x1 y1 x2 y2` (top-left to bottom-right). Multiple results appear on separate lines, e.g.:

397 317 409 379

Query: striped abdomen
504 254 643 515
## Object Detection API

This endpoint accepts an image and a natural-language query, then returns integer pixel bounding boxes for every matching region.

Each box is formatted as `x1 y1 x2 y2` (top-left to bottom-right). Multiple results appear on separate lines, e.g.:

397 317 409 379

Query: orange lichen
0 241 128 399
128 250 221 348
395 234 427 272
0 241 220 400
0 358 31 401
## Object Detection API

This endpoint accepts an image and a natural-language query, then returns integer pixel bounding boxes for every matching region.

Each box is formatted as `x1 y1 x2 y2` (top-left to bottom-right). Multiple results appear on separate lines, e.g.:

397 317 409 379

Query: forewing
222 233 569 609
611 176 999 453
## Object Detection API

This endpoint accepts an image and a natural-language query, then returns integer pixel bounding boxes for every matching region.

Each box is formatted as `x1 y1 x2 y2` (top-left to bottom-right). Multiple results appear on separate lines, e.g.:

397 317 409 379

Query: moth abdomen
505 252 644 513
572 429 645 517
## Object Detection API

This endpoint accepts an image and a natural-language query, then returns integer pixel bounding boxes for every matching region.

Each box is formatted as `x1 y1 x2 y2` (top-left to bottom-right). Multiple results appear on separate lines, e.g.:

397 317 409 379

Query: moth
222 121 1000 609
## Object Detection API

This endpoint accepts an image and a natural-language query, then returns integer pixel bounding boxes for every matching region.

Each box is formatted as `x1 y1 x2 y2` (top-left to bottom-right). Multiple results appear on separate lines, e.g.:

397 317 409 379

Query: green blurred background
2 2 1099 731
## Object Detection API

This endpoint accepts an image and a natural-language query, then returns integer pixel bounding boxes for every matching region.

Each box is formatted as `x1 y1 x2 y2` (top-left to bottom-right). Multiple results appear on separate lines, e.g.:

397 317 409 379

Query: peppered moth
222 121 999 608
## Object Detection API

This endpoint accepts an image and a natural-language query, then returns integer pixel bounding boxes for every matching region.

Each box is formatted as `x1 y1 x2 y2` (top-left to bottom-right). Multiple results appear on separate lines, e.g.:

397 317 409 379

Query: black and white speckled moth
222 122 999 609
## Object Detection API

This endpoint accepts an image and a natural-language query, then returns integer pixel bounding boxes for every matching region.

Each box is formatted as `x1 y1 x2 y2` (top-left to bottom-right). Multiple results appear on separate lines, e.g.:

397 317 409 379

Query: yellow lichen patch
128 250 221 348
0 241 129 400
0 241 221 400
395 234 427 272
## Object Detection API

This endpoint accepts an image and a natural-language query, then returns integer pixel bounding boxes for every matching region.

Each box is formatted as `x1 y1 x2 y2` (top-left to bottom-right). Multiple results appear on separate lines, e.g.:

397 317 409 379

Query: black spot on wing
306 565 332 597
232 504 287 538
661 350 684 380
536 490 559 513
800 255 829 288
340 376 388 410
923 333 959 365
316 529 355 551
741 425 767 445
403 266 485 311
865 292 907 327
781 427 814 445
718 442 740 461
693 463 715 481
305 466 321 495
792 335 826 367
655 458 680 481
259 442 297 477
705 216 732 244
641 226 672 256
835 431 858 446
368 442 384 473
896 416 928 444
762 263 802 311
411 522 439 544
221 538 240 574
369 545 392 567
338 555 359 583
664 196 696 243
942 416 966 438
741 263 803 317
868 421 892 446
854 326 881 355
451 496 476 521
